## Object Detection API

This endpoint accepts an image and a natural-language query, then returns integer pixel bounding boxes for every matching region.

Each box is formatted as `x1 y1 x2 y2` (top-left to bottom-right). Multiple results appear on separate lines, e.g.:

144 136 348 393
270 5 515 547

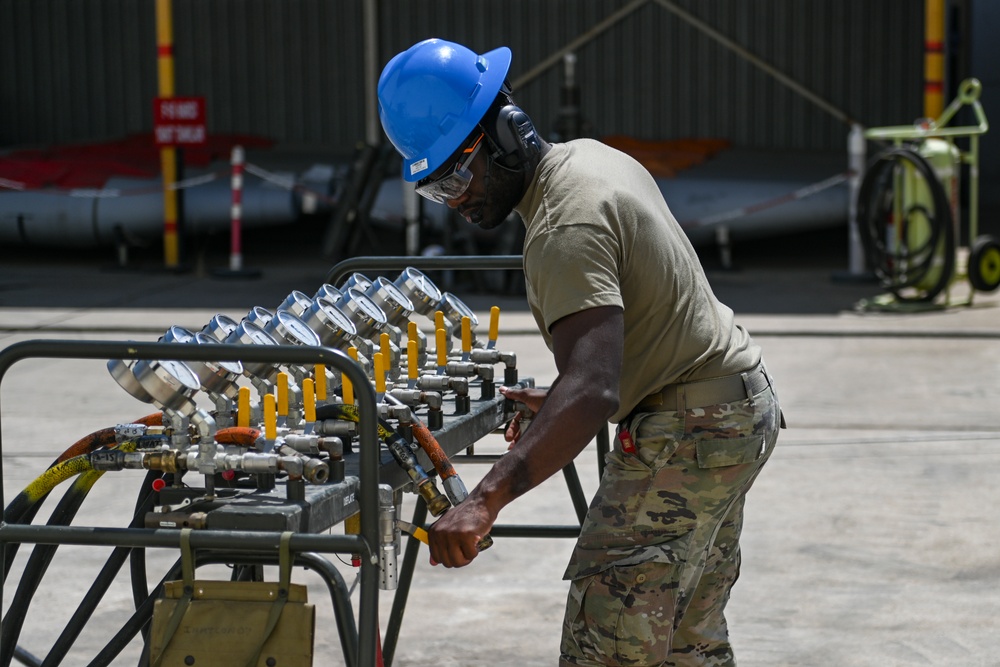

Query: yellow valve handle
435 310 445 333
276 372 289 416
408 321 418 344
264 393 277 440
461 316 472 354
436 328 447 368
238 386 251 428
374 352 386 394
315 363 327 401
408 340 418 381
381 332 391 366
343 346 358 404
489 306 500 347
303 378 316 423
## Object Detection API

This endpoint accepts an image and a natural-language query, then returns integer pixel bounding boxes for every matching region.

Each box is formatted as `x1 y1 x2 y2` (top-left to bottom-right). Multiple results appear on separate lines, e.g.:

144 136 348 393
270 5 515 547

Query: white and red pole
229 145 245 271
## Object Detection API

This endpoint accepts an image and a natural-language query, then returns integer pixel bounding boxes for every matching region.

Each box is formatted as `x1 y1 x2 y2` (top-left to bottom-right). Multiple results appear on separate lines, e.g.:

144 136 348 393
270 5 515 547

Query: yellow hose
14 440 139 510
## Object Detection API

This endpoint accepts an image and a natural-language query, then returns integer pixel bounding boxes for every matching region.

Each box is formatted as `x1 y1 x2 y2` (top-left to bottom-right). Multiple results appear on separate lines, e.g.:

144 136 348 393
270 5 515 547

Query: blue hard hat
378 39 512 182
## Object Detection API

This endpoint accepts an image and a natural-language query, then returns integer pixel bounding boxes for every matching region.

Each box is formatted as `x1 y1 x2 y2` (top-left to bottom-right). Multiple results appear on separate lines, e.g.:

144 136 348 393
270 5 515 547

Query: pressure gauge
277 290 314 318
393 267 443 316
265 309 322 347
131 358 201 415
193 333 243 375
366 276 415 325
338 288 388 339
107 358 155 403
313 284 343 305
191 332 244 398
157 326 244 398
225 320 279 380
340 272 373 294
302 297 358 349
160 325 197 344
441 292 480 330
201 314 239 342
246 306 274 329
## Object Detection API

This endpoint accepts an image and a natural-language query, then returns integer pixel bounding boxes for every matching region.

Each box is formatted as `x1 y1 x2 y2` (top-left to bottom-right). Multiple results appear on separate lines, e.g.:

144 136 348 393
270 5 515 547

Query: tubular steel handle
326 254 523 286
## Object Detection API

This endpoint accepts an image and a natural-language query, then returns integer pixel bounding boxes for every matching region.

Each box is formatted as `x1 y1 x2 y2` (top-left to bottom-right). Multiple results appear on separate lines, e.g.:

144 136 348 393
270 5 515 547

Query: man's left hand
428 496 494 568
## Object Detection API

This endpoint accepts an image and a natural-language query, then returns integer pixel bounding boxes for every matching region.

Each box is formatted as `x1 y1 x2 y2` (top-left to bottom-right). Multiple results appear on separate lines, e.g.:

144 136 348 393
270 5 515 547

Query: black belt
632 363 771 415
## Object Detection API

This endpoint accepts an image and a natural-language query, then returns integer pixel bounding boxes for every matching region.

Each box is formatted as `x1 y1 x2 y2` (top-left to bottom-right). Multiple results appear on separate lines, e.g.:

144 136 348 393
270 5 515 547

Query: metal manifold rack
0 264 531 667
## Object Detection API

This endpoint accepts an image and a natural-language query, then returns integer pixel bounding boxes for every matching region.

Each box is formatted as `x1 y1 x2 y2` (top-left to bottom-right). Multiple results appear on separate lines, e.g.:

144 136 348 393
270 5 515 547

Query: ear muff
489 104 541 169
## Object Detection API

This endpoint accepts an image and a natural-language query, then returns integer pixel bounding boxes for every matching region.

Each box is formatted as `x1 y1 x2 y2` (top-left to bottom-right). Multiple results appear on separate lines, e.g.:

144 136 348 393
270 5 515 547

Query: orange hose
54 428 116 463
135 412 163 426
412 424 457 480
214 426 261 447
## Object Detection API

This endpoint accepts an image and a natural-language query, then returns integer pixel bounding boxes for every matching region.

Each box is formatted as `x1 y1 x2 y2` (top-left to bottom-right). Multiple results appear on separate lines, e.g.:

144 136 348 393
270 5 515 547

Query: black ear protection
481 83 542 170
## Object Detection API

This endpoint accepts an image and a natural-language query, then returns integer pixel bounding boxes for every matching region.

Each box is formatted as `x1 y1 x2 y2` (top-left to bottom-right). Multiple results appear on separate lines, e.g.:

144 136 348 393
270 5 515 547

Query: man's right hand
499 386 548 447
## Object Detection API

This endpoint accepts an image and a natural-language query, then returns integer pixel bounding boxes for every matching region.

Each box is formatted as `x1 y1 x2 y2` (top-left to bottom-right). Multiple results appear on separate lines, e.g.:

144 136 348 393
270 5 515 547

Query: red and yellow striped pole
156 0 180 268
924 0 946 120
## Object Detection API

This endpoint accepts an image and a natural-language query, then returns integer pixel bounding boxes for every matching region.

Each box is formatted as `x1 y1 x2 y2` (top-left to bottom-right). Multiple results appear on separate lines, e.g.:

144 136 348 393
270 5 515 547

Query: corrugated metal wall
1 0 923 153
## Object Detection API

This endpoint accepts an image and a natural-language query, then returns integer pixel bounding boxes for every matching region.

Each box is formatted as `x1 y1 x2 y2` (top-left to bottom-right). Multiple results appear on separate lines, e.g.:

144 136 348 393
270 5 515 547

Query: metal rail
0 340 382 667
326 254 524 286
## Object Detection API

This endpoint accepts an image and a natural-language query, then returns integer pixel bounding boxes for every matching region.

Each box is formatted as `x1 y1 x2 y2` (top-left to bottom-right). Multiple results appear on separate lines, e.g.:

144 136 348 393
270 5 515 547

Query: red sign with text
154 97 207 146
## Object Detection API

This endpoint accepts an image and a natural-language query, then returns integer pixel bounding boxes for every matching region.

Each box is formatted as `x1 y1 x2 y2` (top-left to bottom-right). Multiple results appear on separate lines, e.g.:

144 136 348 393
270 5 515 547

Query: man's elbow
591 386 619 422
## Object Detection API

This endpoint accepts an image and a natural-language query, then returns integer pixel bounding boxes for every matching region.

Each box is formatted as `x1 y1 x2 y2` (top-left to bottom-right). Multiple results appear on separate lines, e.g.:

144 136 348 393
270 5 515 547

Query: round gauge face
279 290 313 315
318 299 357 335
445 293 476 320
404 267 443 302
314 284 342 303
342 272 373 293
194 333 243 375
249 306 274 327
243 321 277 346
163 325 196 344
203 314 239 341
375 278 415 312
156 359 201 391
347 289 387 324
276 309 321 346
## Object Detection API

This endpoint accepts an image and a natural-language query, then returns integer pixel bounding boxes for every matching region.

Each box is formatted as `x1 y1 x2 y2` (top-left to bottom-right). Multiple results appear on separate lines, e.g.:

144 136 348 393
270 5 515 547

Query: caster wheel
968 235 1000 292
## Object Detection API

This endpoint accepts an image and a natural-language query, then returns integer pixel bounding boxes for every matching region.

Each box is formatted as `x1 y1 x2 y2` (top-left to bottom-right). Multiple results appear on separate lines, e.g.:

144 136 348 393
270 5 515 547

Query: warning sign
154 97 207 146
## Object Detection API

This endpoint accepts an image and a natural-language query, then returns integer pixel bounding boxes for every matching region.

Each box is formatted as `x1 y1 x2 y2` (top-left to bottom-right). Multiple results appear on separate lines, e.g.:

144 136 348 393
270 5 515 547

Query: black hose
0 474 98 667
3 500 45 584
40 470 162 667
129 472 172 639
857 146 955 302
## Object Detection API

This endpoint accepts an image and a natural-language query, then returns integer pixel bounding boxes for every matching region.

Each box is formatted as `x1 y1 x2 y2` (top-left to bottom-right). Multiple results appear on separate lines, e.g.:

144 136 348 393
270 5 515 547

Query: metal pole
155 0 181 268
925 0 946 119
363 0 381 146
848 124 867 275
230 145 245 272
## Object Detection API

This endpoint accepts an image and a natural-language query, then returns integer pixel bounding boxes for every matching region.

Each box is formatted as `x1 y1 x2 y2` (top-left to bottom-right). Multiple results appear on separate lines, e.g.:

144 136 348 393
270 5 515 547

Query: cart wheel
968 235 1000 292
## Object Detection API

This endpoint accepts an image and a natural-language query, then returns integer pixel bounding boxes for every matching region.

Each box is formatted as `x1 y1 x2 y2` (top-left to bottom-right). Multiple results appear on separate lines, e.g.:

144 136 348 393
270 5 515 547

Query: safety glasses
415 133 485 204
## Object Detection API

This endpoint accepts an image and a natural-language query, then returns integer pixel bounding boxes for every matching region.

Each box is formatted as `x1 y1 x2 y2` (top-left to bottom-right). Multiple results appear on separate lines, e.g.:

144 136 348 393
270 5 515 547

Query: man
377 38 783 666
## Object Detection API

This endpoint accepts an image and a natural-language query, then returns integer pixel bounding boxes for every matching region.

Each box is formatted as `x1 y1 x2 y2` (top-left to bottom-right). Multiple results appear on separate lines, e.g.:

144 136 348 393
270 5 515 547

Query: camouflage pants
559 379 780 667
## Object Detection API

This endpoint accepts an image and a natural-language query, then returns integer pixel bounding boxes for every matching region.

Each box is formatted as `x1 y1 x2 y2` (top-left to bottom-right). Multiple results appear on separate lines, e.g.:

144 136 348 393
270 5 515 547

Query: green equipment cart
857 78 998 308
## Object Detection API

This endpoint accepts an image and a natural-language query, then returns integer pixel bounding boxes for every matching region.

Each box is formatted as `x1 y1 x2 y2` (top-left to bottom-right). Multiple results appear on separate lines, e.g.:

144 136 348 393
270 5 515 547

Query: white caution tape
0 177 26 191
681 171 853 228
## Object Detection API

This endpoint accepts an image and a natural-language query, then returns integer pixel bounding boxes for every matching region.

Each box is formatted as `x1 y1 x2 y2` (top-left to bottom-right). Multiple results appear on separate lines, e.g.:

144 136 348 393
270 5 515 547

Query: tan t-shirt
515 139 760 423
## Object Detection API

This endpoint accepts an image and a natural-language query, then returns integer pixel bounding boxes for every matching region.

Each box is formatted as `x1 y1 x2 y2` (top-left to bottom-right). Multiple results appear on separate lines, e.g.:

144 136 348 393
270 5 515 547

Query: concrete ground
1 225 998 666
